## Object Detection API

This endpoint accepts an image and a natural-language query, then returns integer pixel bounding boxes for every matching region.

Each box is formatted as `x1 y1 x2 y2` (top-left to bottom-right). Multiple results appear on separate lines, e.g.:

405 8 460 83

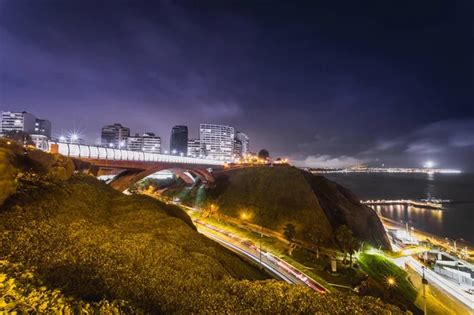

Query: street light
445 237 464 252
386 276 396 289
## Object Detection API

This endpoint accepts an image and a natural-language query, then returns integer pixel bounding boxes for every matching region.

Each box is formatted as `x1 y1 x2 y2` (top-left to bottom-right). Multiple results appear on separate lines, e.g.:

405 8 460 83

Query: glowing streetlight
386 276 396 287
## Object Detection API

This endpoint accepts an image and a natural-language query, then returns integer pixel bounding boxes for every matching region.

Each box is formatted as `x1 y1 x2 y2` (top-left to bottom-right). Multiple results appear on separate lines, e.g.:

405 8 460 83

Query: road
389 234 474 310
194 218 327 293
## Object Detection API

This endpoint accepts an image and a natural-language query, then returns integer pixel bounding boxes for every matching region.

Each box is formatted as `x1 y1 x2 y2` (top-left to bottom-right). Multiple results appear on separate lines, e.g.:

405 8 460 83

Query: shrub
47 154 75 181
0 260 140 314
0 148 18 206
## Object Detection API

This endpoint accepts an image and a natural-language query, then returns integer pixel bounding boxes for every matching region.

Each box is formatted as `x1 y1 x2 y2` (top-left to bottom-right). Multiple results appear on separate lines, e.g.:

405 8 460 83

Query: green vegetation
208 166 334 242
283 223 297 255
204 166 391 249
0 260 137 313
0 145 17 205
335 225 360 267
358 252 417 312
0 143 404 313
258 149 269 160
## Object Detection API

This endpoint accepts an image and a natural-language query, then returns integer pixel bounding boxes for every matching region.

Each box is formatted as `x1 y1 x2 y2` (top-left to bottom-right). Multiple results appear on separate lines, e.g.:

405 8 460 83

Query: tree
258 149 269 160
306 225 325 259
4 130 34 146
283 223 297 255
335 225 354 265
347 237 360 268
0 147 18 206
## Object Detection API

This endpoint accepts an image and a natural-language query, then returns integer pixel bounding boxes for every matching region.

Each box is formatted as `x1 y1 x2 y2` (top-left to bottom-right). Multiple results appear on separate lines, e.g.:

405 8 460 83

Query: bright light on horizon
424 160 435 168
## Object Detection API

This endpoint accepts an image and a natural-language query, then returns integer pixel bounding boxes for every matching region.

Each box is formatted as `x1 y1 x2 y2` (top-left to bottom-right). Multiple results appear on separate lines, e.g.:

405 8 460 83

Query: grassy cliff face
208 166 390 249
209 167 334 241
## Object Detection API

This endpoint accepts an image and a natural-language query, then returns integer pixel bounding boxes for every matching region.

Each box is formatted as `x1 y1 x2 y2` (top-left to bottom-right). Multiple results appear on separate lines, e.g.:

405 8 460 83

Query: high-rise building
187 138 201 157
126 134 143 151
34 119 51 137
0 111 37 135
170 125 188 155
235 131 250 156
142 133 161 154
127 133 161 153
101 123 130 148
199 124 234 161
233 139 243 158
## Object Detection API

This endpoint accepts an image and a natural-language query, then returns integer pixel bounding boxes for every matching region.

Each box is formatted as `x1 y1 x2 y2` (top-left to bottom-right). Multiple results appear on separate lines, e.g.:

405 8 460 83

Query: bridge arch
109 165 215 192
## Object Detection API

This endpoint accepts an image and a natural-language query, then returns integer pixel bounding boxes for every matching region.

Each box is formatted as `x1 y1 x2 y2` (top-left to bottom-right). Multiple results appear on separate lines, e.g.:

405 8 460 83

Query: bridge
49 142 227 191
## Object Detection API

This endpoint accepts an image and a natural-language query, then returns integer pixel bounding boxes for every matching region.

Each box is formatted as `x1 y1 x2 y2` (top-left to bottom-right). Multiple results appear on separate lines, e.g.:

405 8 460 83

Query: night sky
1 1 473 170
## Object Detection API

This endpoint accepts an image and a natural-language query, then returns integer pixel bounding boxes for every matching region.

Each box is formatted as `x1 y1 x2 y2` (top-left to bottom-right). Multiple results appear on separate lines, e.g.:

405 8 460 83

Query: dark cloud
0 0 473 169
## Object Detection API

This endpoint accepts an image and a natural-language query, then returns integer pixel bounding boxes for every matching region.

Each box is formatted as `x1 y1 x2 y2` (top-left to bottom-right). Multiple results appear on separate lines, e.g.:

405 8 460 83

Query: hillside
206 166 391 249
0 140 402 313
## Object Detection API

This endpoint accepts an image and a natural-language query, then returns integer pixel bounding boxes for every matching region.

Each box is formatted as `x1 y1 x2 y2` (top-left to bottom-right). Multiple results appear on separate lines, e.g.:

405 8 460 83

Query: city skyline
1 1 473 170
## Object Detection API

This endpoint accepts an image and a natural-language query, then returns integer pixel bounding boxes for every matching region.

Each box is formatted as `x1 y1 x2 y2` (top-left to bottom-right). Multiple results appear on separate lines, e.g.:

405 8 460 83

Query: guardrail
49 141 225 166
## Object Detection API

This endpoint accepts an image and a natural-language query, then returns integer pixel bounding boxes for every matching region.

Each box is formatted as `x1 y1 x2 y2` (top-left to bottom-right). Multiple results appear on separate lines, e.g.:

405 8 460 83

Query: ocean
323 173 474 245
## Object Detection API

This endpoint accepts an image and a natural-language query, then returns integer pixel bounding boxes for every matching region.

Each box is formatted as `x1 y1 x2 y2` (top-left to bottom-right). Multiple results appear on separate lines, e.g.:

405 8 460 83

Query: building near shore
142 133 161 153
127 133 161 153
1 111 51 137
1 111 52 150
187 138 201 157
101 123 130 148
199 123 234 161
235 131 250 156
34 119 51 137
233 138 243 158
170 125 188 155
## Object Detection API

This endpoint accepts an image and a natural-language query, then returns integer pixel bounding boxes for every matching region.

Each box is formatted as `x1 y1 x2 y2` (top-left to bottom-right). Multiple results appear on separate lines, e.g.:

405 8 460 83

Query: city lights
424 160 435 168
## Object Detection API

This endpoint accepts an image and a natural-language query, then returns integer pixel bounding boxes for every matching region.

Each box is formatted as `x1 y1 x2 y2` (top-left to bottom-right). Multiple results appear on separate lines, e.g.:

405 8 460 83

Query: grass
357 252 418 312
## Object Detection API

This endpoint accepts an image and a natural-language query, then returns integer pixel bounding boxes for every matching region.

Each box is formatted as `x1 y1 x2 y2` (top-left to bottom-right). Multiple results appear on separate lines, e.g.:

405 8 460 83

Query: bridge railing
49 141 226 166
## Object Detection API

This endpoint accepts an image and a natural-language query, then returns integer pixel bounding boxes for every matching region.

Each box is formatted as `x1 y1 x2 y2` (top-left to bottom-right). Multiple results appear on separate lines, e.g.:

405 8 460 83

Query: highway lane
194 219 328 293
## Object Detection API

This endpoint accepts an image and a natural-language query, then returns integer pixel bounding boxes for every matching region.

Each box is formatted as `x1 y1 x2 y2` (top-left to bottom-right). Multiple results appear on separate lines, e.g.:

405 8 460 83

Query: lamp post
445 237 464 252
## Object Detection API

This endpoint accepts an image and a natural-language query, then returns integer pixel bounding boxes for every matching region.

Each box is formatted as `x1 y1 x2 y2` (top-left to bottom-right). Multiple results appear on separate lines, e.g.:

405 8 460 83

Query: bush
25 149 56 173
47 154 75 181
0 148 18 206
0 260 140 314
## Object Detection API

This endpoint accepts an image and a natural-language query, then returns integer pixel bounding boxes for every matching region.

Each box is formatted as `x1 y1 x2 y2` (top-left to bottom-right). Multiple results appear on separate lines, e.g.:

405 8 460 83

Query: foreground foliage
0 260 139 313
0 144 405 313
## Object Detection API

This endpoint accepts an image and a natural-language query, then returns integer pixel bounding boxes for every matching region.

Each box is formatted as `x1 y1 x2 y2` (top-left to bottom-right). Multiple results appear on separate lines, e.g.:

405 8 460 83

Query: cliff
208 166 391 249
